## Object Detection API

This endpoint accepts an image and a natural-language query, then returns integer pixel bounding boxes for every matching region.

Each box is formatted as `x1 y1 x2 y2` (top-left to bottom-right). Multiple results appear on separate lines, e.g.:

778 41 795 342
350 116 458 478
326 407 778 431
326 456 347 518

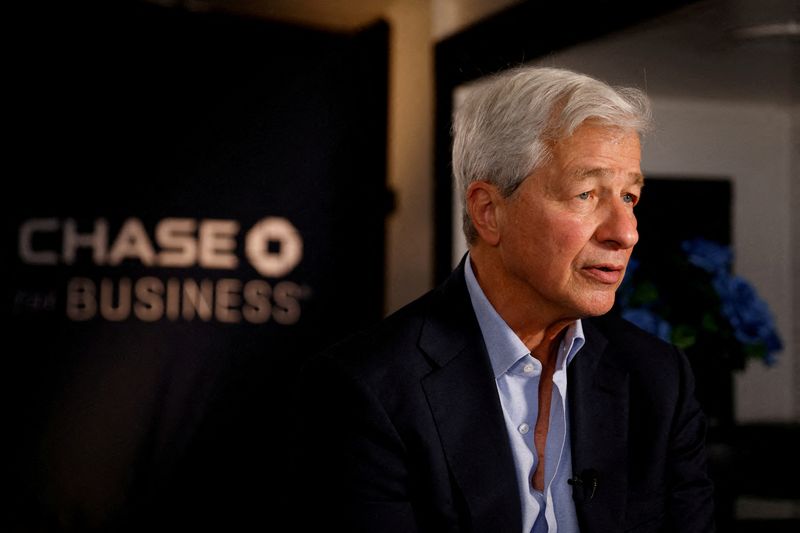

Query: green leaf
700 312 720 334
743 342 766 360
671 324 697 350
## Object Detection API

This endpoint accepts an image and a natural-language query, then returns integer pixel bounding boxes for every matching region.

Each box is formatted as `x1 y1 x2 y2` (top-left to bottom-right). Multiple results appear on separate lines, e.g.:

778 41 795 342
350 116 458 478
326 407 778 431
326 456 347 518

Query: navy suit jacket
290 262 714 532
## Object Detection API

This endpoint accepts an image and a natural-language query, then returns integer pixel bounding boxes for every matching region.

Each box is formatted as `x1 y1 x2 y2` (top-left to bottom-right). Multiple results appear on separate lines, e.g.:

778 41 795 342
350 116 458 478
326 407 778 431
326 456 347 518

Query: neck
469 248 575 362
521 321 572 365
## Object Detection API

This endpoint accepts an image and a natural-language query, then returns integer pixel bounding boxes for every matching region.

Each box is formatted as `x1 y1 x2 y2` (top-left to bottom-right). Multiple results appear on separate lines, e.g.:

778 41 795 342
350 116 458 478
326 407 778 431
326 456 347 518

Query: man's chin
577 294 616 318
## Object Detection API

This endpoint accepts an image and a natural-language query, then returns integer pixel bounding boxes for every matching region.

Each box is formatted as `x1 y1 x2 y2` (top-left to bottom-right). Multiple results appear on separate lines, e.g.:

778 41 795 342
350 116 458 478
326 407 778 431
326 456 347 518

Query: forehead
556 122 640 153
552 123 642 175
572 166 645 187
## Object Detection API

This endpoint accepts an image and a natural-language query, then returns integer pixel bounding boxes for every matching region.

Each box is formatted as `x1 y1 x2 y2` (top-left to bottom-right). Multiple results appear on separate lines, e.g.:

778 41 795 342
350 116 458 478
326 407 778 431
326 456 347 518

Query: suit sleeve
288 352 421 533
666 347 716 532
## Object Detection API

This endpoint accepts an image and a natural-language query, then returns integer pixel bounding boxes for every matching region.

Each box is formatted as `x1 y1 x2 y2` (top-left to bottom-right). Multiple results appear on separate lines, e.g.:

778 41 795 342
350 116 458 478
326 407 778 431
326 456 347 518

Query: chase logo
15 216 311 325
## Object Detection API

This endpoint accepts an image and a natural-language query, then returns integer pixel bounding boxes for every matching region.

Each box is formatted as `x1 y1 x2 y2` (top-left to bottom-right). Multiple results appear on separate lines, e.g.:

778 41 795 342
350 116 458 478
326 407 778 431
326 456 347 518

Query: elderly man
291 66 714 532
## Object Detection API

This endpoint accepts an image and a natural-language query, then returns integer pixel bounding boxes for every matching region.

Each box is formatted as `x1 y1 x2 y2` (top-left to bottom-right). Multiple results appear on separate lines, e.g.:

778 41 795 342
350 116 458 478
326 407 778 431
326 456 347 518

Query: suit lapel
419 263 522 532
568 318 630 532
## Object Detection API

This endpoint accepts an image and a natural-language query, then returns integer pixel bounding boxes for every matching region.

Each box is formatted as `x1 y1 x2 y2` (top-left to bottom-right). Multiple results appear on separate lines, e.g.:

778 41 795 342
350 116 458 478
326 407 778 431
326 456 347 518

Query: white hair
452 66 652 243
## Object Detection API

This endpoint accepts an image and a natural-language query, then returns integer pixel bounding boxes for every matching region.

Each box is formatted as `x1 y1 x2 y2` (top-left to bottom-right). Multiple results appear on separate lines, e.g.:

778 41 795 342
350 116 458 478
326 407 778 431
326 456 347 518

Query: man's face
494 122 643 322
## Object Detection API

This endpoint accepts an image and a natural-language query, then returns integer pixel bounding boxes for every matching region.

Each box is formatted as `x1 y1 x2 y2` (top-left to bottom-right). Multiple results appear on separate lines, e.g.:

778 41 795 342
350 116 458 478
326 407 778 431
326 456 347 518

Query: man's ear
466 181 502 246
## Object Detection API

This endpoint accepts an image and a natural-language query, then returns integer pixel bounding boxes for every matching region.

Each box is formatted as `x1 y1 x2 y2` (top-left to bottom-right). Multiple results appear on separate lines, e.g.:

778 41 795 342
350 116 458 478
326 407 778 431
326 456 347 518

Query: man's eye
622 193 638 204
578 191 591 200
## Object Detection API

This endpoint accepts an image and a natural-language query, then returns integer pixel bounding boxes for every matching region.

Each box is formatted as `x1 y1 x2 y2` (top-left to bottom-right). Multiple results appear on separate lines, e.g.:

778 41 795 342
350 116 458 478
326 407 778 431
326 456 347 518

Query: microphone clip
568 469 598 500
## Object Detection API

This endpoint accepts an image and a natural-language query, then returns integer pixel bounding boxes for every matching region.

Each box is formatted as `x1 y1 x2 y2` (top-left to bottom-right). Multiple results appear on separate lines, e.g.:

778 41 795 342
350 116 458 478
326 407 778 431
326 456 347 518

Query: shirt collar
464 254 585 379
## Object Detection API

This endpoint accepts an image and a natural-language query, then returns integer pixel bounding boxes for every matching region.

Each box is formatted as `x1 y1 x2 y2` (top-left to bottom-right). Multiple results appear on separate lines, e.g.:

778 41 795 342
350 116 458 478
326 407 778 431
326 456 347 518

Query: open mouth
583 264 624 284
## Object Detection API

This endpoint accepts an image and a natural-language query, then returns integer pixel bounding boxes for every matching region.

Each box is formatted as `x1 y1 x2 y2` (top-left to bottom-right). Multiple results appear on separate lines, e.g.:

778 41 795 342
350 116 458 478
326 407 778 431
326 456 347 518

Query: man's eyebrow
573 167 645 185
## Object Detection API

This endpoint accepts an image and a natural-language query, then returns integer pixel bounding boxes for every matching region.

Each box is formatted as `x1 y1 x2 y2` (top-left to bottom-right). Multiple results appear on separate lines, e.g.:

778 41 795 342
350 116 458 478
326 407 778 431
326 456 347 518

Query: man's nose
595 200 639 249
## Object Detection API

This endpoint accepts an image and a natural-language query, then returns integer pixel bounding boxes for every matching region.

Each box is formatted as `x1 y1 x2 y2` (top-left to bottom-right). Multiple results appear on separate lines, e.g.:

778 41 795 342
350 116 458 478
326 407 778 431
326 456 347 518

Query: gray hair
452 66 652 243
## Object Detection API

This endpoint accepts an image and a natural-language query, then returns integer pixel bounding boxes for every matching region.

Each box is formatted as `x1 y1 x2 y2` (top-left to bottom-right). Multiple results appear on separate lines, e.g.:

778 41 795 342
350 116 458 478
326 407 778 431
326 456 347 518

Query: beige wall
793 103 800 421
432 0 523 40
383 0 434 313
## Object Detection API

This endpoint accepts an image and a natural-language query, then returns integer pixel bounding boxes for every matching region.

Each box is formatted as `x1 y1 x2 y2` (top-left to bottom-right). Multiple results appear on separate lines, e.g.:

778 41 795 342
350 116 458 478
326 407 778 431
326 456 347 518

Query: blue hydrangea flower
712 274 783 363
622 308 672 343
620 237 782 367
681 238 732 274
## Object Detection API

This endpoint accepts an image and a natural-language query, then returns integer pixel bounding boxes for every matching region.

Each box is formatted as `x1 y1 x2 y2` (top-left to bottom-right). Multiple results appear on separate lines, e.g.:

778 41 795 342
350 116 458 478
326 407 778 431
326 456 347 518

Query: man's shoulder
309 287 443 384
586 312 672 349
315 263 474 374
584 312 684 373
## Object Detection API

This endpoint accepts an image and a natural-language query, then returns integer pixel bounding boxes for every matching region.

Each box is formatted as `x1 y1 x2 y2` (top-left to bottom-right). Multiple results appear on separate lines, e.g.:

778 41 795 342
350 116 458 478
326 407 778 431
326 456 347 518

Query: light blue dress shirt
465 256 584 533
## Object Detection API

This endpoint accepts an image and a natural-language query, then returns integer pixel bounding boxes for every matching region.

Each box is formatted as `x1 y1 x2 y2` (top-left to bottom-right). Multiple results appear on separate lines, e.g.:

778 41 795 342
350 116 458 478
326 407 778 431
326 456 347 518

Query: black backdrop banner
6 2 389 530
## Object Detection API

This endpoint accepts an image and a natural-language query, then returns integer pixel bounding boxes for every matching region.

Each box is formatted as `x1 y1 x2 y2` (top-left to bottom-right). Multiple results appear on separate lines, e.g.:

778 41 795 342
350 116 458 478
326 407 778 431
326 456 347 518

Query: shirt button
518 423 530 434
523 363 535 374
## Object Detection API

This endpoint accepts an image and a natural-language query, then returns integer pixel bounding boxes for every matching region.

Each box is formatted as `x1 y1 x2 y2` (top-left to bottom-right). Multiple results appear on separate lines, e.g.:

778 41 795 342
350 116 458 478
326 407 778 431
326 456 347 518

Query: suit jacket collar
418 259 523 532
568 317 630 531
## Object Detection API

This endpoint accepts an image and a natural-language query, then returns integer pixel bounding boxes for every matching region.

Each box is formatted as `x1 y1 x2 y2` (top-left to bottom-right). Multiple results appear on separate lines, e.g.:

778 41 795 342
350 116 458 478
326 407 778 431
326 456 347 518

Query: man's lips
581 264 625 284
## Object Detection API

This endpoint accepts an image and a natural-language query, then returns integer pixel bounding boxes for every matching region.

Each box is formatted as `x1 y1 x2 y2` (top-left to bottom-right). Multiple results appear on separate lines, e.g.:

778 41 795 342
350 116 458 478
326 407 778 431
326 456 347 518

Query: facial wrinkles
557 126 642 181
486 123 643 329
559 135 639 259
